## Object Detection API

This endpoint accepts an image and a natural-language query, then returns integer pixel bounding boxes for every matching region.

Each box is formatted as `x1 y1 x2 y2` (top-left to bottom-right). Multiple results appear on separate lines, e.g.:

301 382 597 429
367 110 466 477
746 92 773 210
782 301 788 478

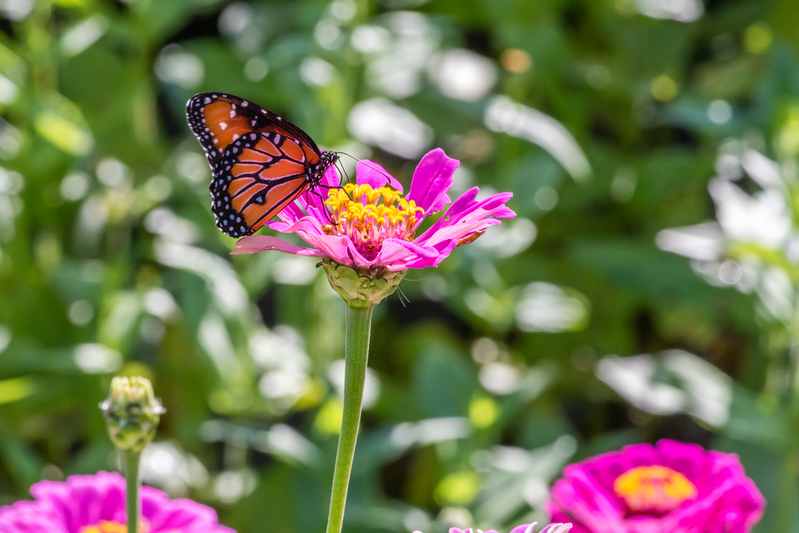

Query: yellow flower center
80 522 136 533
614 466 697 513
324 184 424 260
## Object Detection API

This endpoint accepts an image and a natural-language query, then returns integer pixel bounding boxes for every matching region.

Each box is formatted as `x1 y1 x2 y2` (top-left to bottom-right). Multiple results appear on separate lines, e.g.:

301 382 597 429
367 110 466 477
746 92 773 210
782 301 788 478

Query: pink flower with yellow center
0 472 234 533
546 440 765 533
231 148 515 272
322 183 425 261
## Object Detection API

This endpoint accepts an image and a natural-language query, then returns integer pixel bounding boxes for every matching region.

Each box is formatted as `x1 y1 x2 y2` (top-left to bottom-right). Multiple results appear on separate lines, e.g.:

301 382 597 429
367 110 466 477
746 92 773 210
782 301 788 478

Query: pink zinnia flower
231 148 515 271
547 439 765 533
0 472 234 533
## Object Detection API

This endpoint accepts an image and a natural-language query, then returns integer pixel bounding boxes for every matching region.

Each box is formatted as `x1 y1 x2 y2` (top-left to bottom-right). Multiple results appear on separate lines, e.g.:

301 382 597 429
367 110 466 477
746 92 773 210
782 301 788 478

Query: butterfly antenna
336 159 352 185
337 151 395 188
316 165 344 190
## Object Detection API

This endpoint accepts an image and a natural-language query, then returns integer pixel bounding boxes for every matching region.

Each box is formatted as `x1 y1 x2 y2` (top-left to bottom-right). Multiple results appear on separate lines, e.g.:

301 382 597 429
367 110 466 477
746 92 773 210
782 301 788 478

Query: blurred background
0 0 798 531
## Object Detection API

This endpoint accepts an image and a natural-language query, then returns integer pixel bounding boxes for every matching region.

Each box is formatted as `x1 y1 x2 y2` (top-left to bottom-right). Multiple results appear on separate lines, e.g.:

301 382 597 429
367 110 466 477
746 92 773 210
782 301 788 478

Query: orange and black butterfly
186 92 339 237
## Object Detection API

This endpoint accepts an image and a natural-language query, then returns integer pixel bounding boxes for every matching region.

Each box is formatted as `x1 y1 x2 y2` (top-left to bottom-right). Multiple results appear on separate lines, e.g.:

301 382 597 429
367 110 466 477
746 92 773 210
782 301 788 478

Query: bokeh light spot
744 22 772 54
650 75 678 102
500 48 532 74
707 100 732 124
436 471 480 505
469 396 499 428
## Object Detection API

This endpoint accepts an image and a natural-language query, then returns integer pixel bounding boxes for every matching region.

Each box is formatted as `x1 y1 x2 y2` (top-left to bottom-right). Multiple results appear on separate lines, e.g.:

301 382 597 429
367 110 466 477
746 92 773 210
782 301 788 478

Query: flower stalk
325 302 374 533
322 261 406 533
124 451 141 533
230 149 515 533
100 376 164 533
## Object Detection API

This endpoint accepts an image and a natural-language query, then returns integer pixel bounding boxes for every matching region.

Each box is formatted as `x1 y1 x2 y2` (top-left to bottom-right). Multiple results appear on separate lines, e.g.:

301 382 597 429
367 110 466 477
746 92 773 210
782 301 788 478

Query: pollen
80 521 145 533
324 183 424 260
614 465 697 513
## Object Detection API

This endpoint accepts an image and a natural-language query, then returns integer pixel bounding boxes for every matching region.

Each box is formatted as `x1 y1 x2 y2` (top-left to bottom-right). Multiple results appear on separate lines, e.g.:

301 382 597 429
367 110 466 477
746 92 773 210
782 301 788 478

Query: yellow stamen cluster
81 521 145 533
614 466 697 513
324 184 424 259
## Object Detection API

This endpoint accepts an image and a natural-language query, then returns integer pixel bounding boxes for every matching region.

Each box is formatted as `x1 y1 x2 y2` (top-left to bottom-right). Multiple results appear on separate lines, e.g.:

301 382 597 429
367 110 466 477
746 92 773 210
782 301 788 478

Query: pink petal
232 235 325 257
370 239 440 270
295 232 357 266
418 219 503 248
416 189 515 246
266 216 326 235
322 161 342 188
545 505 593 533
261 217 357 266
275 200 307 225
356 160 402 192
407 148 459 214
264 216 385 270
404 239 459 269
300 165 341 223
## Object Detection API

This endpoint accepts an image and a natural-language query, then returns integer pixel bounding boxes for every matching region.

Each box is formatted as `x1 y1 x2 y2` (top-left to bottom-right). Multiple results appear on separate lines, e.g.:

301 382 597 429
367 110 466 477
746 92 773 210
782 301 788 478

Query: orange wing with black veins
186 92 335 238
186 92 322 167
211 131 313 237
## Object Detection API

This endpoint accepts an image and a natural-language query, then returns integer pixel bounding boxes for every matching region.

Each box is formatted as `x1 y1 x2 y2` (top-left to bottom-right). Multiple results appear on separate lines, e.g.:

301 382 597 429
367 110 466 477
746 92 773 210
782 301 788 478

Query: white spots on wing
213 139 218 144
251 120 257 127
220 122 228 130
232 134 240 141
230 110 236 118
204 97 211 104
242 101 248 107
250 133 257 140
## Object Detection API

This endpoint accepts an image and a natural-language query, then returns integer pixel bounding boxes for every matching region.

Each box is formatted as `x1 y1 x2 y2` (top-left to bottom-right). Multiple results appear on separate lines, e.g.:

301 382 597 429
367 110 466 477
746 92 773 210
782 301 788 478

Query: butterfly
186 92 339 238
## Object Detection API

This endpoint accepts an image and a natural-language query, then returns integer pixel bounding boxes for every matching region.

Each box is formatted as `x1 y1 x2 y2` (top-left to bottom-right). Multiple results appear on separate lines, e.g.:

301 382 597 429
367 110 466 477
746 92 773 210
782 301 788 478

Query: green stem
124 451 141 533
325 303 374 533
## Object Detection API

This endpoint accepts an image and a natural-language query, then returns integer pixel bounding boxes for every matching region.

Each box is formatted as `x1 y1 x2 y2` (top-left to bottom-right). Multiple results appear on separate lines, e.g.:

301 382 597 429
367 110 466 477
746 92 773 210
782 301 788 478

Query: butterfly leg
311 189 335 225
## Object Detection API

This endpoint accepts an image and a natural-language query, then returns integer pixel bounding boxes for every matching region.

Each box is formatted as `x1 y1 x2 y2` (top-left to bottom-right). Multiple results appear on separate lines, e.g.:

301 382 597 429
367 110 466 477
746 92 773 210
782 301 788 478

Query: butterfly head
311 151 339 186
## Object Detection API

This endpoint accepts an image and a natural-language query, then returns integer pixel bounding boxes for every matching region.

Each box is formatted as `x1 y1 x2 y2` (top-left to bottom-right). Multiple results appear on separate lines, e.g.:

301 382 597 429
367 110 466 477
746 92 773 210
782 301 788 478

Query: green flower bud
320 259 407 309
100 376 165 453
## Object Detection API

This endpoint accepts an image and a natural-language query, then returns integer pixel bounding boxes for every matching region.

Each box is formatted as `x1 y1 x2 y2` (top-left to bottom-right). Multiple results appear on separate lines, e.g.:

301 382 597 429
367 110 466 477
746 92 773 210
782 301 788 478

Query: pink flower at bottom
232 148 516 271
546 440 765 533
449 523 571 533
0 472 234 533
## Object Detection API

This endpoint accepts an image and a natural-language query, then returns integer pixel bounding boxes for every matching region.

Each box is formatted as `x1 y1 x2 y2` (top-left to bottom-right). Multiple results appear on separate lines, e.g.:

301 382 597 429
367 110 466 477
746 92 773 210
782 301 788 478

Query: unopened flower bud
320 259 407 309
100 376 165 453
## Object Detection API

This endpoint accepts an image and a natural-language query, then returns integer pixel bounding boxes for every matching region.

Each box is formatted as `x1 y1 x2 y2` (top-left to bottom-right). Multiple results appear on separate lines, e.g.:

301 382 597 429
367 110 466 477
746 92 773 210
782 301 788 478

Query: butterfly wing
186 92 338 237
211 131 319 237
186 92 324 168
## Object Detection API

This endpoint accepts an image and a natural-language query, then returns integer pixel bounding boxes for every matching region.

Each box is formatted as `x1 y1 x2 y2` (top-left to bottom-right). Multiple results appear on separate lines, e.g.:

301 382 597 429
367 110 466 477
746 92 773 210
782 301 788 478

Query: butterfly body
186 92 338 237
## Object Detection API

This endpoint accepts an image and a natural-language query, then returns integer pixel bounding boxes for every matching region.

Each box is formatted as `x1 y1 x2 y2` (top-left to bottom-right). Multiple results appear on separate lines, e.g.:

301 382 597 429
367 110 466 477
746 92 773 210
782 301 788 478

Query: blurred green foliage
0 0 798 532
